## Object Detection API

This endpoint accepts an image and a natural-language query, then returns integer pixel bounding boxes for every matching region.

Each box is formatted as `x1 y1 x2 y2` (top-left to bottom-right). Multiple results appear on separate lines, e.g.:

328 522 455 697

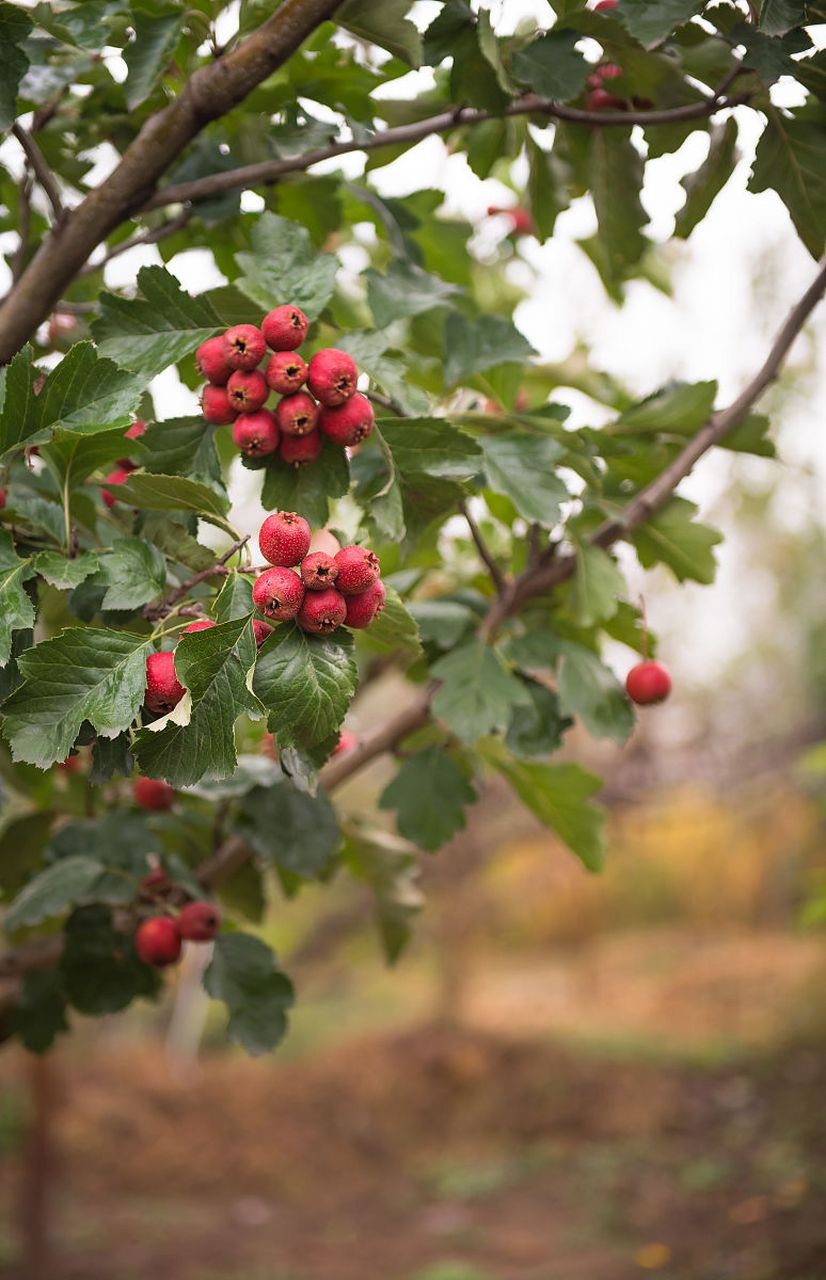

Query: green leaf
423 0 508 109
90 732 134 783
92 267 222 378
572 544 624 627
10 971 68 1055
379 747 477 852
337 330 429 417
512 29 590 101
748 104 826 259
0 347 41 459
123 7 184 109
0 810 54 897
675 120 739 239
615 0 706 44
33 550 100 590
337 0 422 66
378 418 482 481
237 780 340 876
527 137 570 243
481 433 567 526
612 380 717 435
342 827 423 963
759 0 808 35
366 259 461 328
141 516 217 573
355 585 422 661
0 1 32 130
631 496 722 583
3 629 152 768
5 856 104 929
235 213 337 320
0 530 35 666
506 678 571 759
116 472 230 526
735 24 809 85
30 342 145 437
41 424 134 490
259 441 349 529
409 599 476 648
204 932 294 1055
213 571 254 622
61 904 160 1016
557 642 635 744
432 639 532 744
137 416 221 483
252 623 358 753
133 617 260 786
99 537 167 611
589 130 648 289
444 314 535 386
493 755 606 871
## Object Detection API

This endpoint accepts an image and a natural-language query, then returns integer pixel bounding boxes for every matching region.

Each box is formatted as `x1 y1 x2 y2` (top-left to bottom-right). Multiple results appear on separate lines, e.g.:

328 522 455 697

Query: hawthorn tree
0 0 824 1055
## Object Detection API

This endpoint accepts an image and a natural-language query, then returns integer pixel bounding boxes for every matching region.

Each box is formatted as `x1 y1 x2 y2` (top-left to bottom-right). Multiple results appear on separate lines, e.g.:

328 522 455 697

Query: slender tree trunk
18 1053 60 1280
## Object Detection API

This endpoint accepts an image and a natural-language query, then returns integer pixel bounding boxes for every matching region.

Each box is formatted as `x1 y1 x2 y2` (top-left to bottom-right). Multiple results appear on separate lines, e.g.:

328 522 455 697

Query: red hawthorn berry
252 566 305 621
333 545 380 595
265 351 309 395
178 901 221 943
222 324 266 371
182 619 216 634
307 348 359 407
318 393 375 447
144 650 186 715
301 551 338 591
133 776 176 811
196 335 233 385
59 754 82 774
125 420 146 441
333 729 358 756
233 409 280 458
0 487 6 509
585 88 628 111
201 385 237 425
253 618 274 647
594 0 618 9
276 391 319 437
259 511 311 567
297 587 347 634
262 305 309 352
280 430 322 467
626 661 671 706
227 369 268 415
140 866 171 895
344 579 386 629
135 916 182 968
102 468 131 509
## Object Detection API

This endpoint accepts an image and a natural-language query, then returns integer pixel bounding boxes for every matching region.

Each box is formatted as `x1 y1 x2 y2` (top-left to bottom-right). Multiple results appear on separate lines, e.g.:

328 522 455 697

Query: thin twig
459 498 505 593
366 389 405 417
78 211 192 278
144 535 250 620
11 124 65 224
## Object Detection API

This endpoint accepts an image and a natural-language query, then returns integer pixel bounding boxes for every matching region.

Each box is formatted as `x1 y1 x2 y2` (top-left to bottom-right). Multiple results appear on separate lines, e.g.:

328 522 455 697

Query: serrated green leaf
557 642 635 744
41 424 134 489
0 530 35 666
342 827 423 963
5 855 104 929
61 904 160 1015
92 267 222 378
137 416 221 483
337 0 422 66
409 599 476 648
492 754 605 871
10 970 68 1054
337 330 430 417
204 932 294 1055
632 496 722 583
140 516 217 573
612 380 717 435
432 638 532 743
99 537 166 610
379 747 477 852
512 28 589 100
675 120 739 239
3 629 152 768
615 0 705 44
0 810 54 897
214 571 254 621
749 104 826 259
253 623 358 752
355 585 422 661
30 342 145 437
506 678 571 759
366 259 461 328
444 314 535 387
0 1 32 130
116 472 230 525
237 780 340 876
481 433 567 526
123 8 184 109
759 0 808 34
527 136 570 243
33 550 100 590
735 23 809 85
235 213 337 320
259 440 349 529
589 130 648 289
0 347 41 459
378 418 481 480
572 544 624 627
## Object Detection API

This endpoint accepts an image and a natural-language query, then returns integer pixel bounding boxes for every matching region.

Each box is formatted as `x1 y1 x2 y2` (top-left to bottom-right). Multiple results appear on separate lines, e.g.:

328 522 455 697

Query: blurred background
4 1 826 1278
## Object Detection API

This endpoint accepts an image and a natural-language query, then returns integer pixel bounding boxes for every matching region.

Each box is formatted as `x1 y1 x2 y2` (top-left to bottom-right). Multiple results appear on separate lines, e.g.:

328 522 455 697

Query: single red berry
301 551 338 591
297 587 347 634
227 369 268 414
144 650 186 715
233 409 280 458
334 545 380 596
276 391 319 437
59 754 82 774
252 566 305 621
259 511 311 567
140 866 171 895
595 0 618 9
178 901 221 943
196 335 233 385
265 351 309 395
318 393 374 448
307 348 358 407
585 87 627 110
0 487 6 509
102 468 131 509
626 661 671 706
333 729 358 756
280 430 322 467
253 618 274 647
509 208 535 236
182 619 216 634
597 62 622 80
344 579 386 629
222 324 266 371
125 420 146 441
135 917 182 968
262 305 309 352
201 385 237 425
133 776 176 811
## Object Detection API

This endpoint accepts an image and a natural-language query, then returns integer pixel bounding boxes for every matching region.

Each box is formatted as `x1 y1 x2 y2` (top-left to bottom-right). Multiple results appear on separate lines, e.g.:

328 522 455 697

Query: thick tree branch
11 124 65 224
0 0 343 364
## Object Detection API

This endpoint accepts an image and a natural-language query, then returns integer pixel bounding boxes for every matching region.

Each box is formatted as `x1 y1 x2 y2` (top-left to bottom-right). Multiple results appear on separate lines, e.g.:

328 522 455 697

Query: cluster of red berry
253 511 385 634
195 306 375 467
134 875 221 969
102 419 146 508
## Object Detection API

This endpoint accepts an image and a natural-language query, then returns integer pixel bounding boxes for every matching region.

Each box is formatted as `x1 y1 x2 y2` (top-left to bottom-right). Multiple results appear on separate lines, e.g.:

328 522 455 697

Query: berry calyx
334 545 380 595
252 566 305 621
318 393 374 447
307 348 358 407
259 511 312 567
232 409 280 458
265 351 309 395
102 468 131 508
301 551 338 591
182 619 216 634
133 776 176 811
262 305 309 352
201 385 237 425
333 729 358 756
344 579 386 629
222 324 266 371
196 336 232 386
253 618 274 647
297 587 347 634
178 901 221 943
135 917 182 968
227 369 268 414
144 650 186 715
276 391 319 437
280 430 322 467
626 661 671 706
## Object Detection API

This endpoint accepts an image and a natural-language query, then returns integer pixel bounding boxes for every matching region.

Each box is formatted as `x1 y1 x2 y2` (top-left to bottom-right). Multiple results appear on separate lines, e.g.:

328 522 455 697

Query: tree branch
144 535 249 621
11 124 65 225
459 498 505 593
78 211 192 278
